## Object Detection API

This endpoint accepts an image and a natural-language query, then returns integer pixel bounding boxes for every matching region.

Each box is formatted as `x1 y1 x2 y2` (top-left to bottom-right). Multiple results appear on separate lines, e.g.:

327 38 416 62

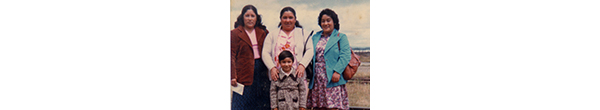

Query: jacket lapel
236 27 252 48
323 30 340 54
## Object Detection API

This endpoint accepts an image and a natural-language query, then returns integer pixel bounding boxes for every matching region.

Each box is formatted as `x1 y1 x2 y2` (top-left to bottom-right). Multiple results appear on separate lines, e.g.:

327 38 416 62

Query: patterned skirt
306 60 349 110
231 59 271 110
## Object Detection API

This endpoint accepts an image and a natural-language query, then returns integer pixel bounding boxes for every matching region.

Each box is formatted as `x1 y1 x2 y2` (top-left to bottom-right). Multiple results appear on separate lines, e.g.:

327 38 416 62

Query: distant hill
352 47 370 50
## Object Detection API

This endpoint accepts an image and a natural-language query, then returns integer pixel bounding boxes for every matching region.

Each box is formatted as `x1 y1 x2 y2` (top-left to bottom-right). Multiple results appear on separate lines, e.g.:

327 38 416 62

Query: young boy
270 50 307 110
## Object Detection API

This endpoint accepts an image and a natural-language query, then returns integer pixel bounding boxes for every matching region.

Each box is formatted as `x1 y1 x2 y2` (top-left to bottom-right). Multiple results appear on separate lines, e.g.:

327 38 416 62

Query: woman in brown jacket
231 5 270 110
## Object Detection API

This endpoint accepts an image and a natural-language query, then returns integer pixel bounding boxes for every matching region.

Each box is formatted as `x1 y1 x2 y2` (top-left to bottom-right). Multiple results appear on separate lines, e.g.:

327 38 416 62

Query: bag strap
303 30 314 53
337 33 341 51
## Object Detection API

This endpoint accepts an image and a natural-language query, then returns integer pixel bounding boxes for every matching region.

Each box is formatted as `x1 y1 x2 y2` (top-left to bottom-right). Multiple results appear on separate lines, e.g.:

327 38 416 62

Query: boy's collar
279 68 296 79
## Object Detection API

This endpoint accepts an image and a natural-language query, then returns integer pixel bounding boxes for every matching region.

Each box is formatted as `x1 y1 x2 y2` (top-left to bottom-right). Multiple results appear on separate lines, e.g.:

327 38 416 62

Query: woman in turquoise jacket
306 8 351 110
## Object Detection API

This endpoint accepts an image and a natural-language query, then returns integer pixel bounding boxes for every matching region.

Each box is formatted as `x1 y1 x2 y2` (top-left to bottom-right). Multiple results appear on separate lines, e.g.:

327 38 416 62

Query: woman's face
280 58 293 72
280 11 296 31
320 14 334 34
243 9 256 29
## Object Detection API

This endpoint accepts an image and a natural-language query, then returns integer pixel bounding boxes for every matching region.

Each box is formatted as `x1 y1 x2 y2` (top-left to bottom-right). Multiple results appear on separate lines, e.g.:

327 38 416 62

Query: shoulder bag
337 33 361 80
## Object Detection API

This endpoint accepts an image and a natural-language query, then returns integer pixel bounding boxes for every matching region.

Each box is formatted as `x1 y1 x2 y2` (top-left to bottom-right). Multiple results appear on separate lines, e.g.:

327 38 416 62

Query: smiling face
243 9 256 29
320 14 334 34
280 11 296 31
279 57 293 73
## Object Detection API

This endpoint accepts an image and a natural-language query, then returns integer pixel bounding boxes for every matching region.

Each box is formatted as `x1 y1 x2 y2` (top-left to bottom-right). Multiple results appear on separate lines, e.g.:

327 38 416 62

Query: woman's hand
299 107 305 110
296 64 305 78
231 79 237 87
331 72 341 83
270 67 279 81
273 108 278 110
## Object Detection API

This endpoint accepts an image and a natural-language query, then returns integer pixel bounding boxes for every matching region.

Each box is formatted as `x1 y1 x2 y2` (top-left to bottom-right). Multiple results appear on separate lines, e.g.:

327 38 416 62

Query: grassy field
353 64 370 79
347 52 370 107
356 52 370 62
346 64 370 107
347 82 370 107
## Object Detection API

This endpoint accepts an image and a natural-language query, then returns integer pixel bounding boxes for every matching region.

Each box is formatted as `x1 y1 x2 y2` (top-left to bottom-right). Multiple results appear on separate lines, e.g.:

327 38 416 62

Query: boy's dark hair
278 50 294 62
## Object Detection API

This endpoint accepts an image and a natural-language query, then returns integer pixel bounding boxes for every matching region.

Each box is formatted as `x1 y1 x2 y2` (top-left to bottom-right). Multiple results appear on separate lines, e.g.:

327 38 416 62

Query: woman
307 8 351 110
262 7 314 82
230 5 270 110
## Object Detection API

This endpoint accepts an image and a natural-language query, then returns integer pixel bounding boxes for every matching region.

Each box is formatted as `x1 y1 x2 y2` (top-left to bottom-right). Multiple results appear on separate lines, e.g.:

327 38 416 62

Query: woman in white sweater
262 6 314 81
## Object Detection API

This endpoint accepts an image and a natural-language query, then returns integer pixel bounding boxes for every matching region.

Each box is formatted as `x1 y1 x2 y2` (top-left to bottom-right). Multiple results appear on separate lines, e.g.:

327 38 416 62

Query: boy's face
280 58 293 72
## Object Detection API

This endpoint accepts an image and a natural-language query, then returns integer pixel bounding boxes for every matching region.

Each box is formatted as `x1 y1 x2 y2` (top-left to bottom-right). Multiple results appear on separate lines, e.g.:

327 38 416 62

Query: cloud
231 0 370 47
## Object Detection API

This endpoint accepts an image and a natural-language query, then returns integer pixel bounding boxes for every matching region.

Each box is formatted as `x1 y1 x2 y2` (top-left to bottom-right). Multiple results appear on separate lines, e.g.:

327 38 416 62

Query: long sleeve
298 77 307 108
270 81 278 109
262 33 276 73
300 34 314 68
333 33 352 74
231 31 238 80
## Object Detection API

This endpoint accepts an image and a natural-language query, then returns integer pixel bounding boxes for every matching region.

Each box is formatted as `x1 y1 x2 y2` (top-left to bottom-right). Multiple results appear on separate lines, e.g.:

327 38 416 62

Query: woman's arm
262 33 279 81
231 31 239 83
296 29 314 78
333 33 352 74
299 34 314 69
262 33 276 72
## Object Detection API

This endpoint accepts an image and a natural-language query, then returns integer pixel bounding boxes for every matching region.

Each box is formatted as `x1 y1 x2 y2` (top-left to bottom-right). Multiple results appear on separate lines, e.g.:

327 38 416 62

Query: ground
346 64 370 107
231 52 371 108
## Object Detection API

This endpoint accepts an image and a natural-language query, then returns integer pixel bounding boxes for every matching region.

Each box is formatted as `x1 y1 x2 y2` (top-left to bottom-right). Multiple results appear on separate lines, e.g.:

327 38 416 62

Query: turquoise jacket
308 29 352 89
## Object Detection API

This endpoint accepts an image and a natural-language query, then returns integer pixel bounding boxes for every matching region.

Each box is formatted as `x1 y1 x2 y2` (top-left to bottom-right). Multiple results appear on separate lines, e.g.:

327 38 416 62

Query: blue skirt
231 59 270 110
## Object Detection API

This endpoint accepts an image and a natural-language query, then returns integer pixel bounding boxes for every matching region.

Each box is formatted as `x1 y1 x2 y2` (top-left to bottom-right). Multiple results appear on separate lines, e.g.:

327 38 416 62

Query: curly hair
318 8 340 30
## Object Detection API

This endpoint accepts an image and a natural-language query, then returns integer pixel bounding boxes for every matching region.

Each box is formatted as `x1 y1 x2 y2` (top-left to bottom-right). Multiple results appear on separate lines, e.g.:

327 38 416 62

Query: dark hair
318 8 340 30
277 7 302 28
234 5 267 30
278 50 294 62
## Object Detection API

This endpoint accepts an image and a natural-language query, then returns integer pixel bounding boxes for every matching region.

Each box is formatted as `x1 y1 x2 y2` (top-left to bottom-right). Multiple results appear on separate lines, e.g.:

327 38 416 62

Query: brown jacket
231 26 268 86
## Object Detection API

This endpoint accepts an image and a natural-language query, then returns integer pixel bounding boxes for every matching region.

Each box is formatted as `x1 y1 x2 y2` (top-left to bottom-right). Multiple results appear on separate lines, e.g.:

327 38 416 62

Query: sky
230 0 370 48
